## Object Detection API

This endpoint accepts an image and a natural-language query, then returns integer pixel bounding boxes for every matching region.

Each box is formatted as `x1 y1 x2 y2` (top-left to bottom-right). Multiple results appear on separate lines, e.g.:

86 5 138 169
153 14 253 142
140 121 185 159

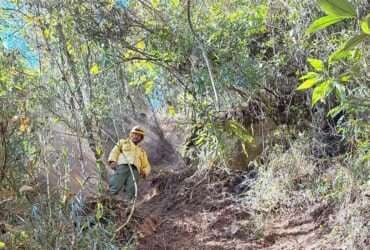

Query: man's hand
109 161 117 170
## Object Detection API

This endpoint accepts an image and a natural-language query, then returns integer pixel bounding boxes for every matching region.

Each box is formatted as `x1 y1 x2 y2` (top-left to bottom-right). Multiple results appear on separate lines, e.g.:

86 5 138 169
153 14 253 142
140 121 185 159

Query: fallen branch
0 198 13 206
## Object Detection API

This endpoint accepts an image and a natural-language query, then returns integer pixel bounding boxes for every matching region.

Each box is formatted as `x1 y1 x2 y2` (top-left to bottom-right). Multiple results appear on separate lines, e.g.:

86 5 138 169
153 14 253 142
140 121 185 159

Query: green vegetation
0 0 369 249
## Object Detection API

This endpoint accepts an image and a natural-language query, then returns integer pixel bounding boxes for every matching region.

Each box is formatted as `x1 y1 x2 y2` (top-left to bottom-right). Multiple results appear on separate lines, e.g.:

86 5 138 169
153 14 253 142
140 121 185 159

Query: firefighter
108 126 151 201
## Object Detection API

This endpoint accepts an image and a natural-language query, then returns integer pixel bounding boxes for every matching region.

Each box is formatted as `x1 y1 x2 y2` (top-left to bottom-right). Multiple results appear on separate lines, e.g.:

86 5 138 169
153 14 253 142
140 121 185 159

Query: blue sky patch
0 0 128 68
0 0 39 68
116 0 129 8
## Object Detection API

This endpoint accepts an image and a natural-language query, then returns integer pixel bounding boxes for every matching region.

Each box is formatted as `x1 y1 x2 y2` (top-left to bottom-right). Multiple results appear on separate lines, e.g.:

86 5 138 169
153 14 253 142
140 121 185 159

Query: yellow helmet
130 126 145 136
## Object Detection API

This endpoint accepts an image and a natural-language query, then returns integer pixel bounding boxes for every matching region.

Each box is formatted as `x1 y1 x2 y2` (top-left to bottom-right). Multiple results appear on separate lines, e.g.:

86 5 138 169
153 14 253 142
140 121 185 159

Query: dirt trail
263 203 333 250
126 167 333 250
133 168 259 250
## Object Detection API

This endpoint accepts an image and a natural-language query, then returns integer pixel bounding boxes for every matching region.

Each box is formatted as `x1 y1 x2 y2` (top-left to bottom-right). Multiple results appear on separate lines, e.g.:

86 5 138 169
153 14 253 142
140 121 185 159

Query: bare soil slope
125 167 337 250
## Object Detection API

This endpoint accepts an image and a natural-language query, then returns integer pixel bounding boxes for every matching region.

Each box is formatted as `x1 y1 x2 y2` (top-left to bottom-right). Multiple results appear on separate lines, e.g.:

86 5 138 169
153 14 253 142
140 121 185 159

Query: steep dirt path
263 203 332 250
128 168 333 250
134 168 262 250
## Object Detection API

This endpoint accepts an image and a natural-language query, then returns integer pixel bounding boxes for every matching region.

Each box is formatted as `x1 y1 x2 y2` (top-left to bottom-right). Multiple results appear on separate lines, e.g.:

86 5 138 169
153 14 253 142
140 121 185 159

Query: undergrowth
242 133 370 248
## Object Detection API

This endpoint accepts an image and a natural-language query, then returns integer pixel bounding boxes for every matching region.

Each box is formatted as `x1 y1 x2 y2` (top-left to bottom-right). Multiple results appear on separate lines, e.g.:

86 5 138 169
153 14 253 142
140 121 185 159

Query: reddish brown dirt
262 203 333 250
127 168 335 250
133 168 262 250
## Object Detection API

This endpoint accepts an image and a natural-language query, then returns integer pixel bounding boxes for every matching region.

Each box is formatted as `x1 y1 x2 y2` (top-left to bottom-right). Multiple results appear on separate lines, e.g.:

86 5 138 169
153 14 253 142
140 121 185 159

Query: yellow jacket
108 139 151 177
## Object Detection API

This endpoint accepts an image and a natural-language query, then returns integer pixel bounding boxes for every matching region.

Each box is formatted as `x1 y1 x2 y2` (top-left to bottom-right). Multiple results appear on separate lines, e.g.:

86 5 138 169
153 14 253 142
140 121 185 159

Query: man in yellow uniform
108 126 151 201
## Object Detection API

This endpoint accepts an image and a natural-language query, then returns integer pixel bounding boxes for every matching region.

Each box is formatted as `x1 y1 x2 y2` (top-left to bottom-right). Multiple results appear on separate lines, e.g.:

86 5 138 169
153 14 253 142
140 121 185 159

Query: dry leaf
19 117 30 133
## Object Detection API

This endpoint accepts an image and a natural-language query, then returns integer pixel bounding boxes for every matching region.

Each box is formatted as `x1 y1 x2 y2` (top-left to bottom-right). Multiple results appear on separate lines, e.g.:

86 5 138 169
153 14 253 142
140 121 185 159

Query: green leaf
96 146 103 158
0 241 5 249
14 85 24 91
152 0 160 8
96 202 104 221
227 120 254 144
342 33 368 51
299 72 320 80
339 73 351 83
136 40 145 50
170 0 179 7
307 58 325 72
360 14 370 34
362 153 370 162
329 49 352 62
328 105 344 118
167 105 176 117
43 28 51 39
333 81 346 100
330 34 368 61
318 0 356 17
307 15 346 33
312 80 333 105
195 134 206 146
90 64 100 75
296 77 321 91
144 80 154 95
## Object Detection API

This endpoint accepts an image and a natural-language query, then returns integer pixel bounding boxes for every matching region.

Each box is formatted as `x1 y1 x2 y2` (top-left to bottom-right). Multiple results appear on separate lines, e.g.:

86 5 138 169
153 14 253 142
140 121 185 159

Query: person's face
130 133 144 144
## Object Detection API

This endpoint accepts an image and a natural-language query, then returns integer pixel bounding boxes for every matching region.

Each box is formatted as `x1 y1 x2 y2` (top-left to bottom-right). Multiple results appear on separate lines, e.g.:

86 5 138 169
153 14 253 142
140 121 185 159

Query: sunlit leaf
20 231 28 240
96 146 103 158
307 58 324 72
90 64 100 75
195 134 206 146
297 77 321 91
0 241 5 249
52 116 61 123
312 80 333 105
136 40 145 50
43 28 51 39
329 49 351 62
167 105 176 117
14 85 23 91
360 14 370 34
307 15 346 33
339 73 351 83
341 33 368 51
226 120 254 143
333 81 346 100
318 0 356 17
66 40 74 55
328 105 344 118
122 49 135 59
330 34 368 61
144 80 154 94
299 72 320 80
170 0 179 7
362 153 370 162
151 0 160 8
96 202 104 220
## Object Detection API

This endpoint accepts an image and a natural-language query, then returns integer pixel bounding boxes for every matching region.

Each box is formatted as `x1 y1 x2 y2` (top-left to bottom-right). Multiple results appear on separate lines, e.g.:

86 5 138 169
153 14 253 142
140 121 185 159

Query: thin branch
186 0 219 111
